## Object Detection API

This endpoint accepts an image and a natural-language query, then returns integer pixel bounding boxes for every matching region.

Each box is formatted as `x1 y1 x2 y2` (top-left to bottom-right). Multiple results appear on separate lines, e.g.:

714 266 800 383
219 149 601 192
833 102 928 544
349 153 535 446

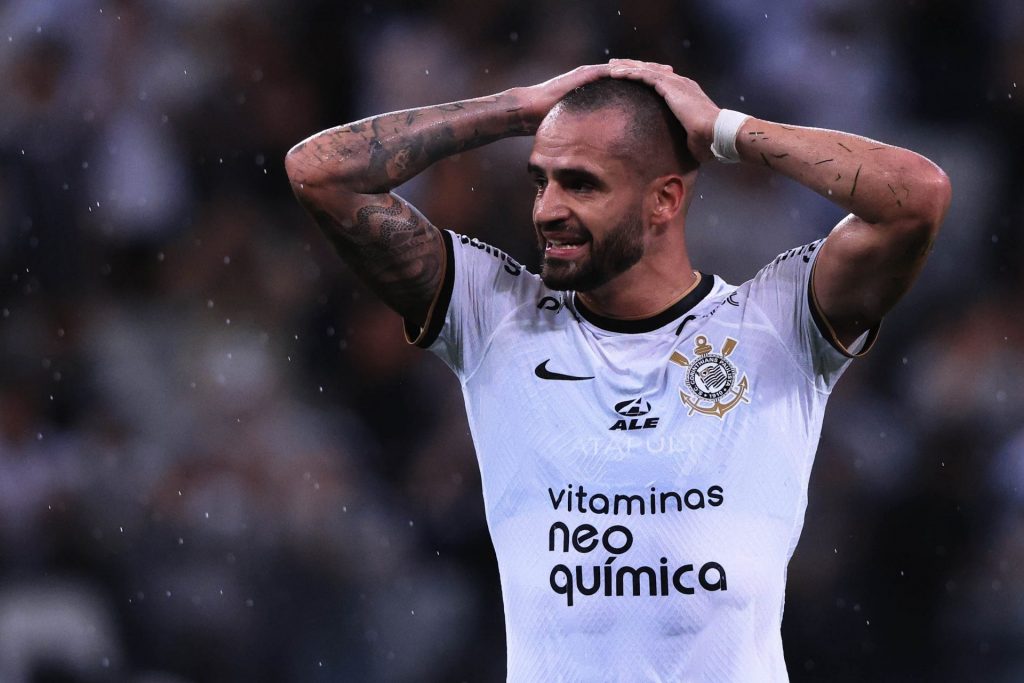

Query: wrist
503 87 547 131
710 109 751 163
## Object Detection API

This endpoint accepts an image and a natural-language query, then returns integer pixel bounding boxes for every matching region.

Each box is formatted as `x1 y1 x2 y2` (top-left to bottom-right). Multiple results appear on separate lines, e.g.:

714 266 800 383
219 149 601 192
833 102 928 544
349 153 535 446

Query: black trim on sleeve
404 229 456 349
807 259 880 358
573 272 714 334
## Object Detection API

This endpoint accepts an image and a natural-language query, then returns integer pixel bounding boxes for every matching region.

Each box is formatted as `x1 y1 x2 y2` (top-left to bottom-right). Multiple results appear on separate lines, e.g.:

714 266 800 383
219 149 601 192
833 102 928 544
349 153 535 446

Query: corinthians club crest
670 335 750 418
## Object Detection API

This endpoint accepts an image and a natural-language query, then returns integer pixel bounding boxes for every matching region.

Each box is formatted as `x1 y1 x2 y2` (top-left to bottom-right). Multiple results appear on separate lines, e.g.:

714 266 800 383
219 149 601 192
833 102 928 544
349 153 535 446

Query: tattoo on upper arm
305 194 442 319
887 183 903 207
850 164 863 197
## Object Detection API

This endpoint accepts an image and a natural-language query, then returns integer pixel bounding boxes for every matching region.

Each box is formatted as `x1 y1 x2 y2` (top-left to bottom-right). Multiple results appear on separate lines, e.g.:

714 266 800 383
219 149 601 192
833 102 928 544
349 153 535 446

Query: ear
648 175 686 229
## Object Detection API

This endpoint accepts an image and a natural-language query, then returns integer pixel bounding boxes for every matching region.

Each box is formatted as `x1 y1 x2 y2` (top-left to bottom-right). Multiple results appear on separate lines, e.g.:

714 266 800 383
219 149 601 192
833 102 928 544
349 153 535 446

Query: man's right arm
283 65 609 330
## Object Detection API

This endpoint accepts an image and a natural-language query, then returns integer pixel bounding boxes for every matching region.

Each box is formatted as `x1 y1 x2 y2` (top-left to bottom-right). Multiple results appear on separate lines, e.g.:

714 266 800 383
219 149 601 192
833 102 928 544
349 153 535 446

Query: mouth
543 236 589 260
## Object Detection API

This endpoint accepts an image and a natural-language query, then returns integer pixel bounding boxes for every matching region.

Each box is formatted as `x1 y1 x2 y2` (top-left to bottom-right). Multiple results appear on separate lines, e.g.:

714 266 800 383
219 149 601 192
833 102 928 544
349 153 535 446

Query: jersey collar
572 272 715 333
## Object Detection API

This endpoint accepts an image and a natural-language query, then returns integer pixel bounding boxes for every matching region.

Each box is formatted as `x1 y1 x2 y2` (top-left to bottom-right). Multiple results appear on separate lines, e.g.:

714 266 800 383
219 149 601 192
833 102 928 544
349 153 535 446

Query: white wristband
710 109 750 163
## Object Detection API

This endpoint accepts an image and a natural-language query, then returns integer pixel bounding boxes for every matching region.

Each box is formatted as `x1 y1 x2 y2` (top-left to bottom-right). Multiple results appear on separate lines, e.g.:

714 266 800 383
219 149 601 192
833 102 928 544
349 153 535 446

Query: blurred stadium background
1 0 1022 681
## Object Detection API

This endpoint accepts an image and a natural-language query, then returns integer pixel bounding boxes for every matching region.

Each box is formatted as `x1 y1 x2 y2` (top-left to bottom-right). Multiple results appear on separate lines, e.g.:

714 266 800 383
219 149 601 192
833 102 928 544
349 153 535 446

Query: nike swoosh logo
534 359 594 381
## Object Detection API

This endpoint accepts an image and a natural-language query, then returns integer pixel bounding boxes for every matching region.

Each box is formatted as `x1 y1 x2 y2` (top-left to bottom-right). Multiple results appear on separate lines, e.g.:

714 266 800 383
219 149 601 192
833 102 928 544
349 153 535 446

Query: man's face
528 108 647 292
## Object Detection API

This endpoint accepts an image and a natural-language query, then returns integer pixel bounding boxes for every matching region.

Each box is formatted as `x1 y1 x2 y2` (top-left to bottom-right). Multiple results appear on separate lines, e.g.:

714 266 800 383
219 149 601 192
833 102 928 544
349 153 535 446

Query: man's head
528 78 698 292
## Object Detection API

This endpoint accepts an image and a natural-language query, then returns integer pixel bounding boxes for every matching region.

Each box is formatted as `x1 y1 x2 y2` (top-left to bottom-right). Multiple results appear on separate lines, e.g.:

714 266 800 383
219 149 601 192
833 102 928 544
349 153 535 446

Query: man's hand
608 58 721 163
512 63 612 129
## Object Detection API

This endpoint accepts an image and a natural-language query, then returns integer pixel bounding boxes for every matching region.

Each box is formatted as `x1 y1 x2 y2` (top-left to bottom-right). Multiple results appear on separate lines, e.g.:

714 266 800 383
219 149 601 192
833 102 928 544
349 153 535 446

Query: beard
538 210 645 292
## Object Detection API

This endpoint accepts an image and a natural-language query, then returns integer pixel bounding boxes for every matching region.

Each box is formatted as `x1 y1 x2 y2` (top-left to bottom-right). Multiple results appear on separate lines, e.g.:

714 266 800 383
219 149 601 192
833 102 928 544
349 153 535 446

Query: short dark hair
553 78 698 176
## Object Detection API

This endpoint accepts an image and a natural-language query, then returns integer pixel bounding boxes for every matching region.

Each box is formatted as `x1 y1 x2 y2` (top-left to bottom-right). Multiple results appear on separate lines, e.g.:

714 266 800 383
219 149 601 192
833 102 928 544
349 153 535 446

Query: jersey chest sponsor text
543 483 728 607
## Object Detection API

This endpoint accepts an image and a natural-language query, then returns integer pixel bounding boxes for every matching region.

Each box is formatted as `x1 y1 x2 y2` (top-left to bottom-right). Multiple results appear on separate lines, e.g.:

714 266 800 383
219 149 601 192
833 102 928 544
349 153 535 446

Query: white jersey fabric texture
406 230 877 682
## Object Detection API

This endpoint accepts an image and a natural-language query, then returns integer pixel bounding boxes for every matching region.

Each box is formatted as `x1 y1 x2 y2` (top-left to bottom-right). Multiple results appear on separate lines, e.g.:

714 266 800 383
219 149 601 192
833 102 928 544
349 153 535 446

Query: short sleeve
745 238 879 391
404 230 545 378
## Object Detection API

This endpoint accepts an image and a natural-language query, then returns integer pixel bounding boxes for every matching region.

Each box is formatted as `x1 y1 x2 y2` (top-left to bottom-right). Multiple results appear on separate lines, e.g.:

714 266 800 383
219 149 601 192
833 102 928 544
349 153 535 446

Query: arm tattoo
849 164 863 197
288 93 527 319
303 193 442 320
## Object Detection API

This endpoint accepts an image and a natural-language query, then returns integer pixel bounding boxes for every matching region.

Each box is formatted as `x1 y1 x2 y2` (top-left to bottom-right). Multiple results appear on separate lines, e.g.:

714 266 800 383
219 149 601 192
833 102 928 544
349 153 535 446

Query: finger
610 58 673 73
609 66 664 89
609 63 658 79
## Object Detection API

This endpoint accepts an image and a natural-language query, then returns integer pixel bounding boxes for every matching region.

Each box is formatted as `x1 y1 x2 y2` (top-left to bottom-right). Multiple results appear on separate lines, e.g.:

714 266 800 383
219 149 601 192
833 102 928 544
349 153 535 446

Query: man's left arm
609 59 952 348
730 119 951 347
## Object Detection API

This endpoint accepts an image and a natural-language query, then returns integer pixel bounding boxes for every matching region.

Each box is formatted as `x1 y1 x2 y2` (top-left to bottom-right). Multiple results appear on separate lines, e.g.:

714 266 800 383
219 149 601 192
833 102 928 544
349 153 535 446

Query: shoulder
449 231 530 279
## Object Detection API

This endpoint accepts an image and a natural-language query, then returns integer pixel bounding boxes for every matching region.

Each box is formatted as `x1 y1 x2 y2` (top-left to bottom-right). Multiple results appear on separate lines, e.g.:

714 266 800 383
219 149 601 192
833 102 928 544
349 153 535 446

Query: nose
533 184 571 227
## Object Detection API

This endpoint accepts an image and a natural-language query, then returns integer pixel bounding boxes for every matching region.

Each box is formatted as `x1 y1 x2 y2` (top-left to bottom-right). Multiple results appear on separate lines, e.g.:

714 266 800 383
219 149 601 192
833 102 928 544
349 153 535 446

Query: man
285 60 950 681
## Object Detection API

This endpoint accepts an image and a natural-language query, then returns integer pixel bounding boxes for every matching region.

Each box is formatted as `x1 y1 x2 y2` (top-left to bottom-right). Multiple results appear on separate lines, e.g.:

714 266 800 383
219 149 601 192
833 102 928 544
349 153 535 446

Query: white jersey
407 230 876 682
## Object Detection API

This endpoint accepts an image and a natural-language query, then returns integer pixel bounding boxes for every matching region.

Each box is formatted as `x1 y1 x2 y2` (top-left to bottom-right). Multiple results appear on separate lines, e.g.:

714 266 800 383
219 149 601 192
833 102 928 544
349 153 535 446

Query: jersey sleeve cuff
404 229 456 349
807 258 880 359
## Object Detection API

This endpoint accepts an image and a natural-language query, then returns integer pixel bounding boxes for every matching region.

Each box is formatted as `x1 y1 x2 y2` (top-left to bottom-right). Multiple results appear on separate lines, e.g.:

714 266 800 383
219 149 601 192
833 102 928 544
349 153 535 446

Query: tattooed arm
729 119 951 346
609 59 951 347
284 64 609 328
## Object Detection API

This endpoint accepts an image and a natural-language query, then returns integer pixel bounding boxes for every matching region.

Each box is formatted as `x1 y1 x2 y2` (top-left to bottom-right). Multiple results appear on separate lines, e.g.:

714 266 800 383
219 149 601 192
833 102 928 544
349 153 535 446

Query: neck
576 247 698 320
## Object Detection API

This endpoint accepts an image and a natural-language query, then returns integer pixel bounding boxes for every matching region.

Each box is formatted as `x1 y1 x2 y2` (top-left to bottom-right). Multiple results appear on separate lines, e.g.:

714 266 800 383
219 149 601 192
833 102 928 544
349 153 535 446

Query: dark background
1 0 1022 681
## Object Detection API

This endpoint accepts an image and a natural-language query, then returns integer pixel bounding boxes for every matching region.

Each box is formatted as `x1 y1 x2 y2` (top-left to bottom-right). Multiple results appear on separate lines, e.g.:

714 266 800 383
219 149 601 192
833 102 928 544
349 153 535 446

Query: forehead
529 108 633 173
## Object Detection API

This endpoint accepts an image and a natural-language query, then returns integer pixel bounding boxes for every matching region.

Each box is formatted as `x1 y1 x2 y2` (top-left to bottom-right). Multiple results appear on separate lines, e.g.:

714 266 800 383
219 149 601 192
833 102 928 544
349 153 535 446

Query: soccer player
285 59 950 681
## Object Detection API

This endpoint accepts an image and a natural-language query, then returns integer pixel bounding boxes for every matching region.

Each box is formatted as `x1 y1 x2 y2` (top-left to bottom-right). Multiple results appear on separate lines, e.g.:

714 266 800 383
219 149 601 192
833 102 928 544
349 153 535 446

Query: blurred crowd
1 0 1022 681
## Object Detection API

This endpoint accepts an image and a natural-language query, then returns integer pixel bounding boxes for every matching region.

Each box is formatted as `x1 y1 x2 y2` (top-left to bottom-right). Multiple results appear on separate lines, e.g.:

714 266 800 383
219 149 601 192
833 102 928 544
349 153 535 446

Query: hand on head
608 59 721 164
516 64 612 127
